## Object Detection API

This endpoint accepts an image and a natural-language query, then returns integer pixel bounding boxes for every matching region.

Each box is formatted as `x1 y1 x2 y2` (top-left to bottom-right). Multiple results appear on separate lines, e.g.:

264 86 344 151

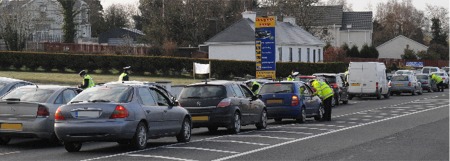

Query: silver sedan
55 83 192 152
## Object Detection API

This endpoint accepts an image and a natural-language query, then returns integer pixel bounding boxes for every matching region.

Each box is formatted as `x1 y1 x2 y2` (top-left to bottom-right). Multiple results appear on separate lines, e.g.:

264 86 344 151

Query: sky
100 0 449 13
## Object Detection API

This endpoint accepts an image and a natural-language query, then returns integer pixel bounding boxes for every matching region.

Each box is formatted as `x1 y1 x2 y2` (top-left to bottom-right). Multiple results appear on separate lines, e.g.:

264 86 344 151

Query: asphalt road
0 90 448 161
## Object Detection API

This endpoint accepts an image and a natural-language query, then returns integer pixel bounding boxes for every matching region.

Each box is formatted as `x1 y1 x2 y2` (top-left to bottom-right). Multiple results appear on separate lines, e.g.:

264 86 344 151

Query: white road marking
212 104 448 161
0 151 20 156
259 130 313 135
281 127 332 131
390 106 412 109
229 135 295 140
127 154 198 161
205 140 269 146
166 147 239 154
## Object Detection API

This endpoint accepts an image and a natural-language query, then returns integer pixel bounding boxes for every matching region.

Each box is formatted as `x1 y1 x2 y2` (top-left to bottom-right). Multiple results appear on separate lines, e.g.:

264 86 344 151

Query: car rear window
179 85 226 99
259 83 294 94
434 73 445 76
392 75 409 81
416 75 428 79
2 88 55 103
71 86 132 103
324 76 337 83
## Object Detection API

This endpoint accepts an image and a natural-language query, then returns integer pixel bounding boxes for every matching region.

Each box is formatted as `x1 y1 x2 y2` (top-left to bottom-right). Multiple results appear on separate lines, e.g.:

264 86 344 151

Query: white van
347 62 390 100
421 66 440 75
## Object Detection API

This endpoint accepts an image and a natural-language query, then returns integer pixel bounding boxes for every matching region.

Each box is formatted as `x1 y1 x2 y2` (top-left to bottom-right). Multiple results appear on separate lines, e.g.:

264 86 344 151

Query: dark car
0 77 34 97
259 81 324 123
0 85 79 145
313 73 349 105
55 83 191 152
177 81 267 134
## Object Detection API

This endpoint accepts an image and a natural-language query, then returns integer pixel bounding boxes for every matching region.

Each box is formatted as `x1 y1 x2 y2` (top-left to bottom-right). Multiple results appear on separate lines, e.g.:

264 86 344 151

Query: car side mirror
251 95 261 100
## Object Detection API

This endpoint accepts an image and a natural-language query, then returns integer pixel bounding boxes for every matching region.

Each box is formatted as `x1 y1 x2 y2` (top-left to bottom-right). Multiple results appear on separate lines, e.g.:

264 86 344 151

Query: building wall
377 37 428 59
208 44 323 63
338 30 372 49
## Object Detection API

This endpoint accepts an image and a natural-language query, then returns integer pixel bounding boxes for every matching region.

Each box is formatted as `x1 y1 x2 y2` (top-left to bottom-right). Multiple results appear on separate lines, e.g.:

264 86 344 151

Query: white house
376 35 428 59
202 11 325 63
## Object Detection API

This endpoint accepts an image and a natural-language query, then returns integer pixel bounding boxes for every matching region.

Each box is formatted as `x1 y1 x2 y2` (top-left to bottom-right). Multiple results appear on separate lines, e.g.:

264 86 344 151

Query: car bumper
186 106 234 128
54 120 138 142
390 86 414 93
266 106 300 119
0 118 53 139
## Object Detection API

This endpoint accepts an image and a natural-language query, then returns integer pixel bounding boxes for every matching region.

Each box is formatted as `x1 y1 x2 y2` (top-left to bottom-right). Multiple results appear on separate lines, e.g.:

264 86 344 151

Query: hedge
0 51 348 79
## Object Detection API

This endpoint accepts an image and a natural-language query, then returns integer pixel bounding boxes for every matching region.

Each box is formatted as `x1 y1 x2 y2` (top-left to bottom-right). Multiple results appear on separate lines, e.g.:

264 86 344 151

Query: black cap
78 70 86 76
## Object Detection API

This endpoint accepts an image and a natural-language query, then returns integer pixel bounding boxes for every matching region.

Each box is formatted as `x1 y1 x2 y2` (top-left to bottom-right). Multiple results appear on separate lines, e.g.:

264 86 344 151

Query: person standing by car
118 66 131 82
430 73 444 92
310 79 334 121
78 70 95 89
246 81 261 94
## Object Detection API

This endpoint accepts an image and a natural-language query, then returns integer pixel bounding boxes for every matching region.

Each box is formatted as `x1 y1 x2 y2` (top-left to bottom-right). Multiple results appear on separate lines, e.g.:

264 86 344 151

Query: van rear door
348 63 363 93
361 63 378 93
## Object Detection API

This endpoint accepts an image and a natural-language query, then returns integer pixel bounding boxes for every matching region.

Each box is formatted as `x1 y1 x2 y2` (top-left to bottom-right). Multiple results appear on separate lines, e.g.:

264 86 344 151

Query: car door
230 83 251 124
137 87 164 137
301 84 319 113
149 87 182 135
240 84 262 122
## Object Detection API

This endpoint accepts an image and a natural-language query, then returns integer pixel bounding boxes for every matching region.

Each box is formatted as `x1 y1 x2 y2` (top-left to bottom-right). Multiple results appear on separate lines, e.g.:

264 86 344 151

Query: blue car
259 81 324 123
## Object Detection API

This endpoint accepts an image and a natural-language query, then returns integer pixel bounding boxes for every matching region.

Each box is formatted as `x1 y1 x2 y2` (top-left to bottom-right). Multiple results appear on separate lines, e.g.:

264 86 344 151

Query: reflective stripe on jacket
252 81 262 94
118 73 128 82
312 80 334 100
431 74 443 83
84 75 95 88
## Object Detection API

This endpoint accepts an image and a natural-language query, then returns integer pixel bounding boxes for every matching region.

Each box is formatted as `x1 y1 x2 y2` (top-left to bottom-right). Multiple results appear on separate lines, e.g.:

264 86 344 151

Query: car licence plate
267 99 283 104
0 123 22 131
76 111 100 118
351 83 360 86
192 116 208 121
396 84 403 86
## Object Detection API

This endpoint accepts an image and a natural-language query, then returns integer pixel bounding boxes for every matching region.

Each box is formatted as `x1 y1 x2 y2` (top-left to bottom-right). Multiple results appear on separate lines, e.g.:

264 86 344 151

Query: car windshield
70 86 132 103
2 88 55 103
396 71 412 75
423 68 438 73
392 75 409 81
416 75 428 80
179 85 226 99
259 83 294 94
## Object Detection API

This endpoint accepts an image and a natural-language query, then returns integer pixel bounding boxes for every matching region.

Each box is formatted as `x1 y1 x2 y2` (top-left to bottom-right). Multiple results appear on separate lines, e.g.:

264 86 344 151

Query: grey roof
206 18 325 46
341 12 373 30
308 5 343 26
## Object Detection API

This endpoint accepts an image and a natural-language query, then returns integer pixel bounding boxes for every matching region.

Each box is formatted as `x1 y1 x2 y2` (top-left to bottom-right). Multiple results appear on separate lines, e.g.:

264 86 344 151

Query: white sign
194 63 210 74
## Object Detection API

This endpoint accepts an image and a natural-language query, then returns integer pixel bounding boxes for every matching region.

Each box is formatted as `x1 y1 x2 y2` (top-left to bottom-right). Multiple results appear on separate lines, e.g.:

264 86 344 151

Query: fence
39 42 150 55
324 57 449 68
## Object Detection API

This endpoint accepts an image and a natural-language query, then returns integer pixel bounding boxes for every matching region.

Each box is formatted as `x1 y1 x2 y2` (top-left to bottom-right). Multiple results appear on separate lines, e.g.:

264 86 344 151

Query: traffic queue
0 63 446 152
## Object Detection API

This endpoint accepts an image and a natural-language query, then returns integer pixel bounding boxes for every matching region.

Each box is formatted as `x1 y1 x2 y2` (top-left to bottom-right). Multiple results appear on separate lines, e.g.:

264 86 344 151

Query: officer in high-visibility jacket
430 73 444 92
78 70 95 89
118 66 131 82
246 81 262 94
310 79 334 121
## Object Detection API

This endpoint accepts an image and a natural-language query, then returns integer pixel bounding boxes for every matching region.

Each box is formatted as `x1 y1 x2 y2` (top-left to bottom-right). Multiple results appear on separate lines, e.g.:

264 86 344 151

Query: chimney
242 11 256 22
283 16 296 26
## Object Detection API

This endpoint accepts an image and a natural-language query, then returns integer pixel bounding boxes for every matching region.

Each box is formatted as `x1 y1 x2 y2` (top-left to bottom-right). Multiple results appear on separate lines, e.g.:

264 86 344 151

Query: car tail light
291 95 299 106
331 83 338 89
110 105 129 119
408 82 412 86
55 107 65 120
37 105 49 118
217 98 232 108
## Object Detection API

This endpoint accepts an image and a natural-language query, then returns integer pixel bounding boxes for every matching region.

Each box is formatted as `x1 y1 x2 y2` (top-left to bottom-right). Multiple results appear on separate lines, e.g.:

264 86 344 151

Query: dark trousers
323 96 333 121
437 82 445 92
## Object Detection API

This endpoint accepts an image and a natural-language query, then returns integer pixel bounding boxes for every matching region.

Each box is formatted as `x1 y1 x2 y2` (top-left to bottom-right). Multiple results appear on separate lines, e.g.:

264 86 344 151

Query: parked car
389 75 422 95
441 67 449 75
421 66 440 75
0 85 79 145
0 77 34 97
55 83 191 152
416 74 437 92
170 85 186 98
347 62 390 100
177 81 267 134
258 81 324 123
313 73 349 105
431 72 449 88
394 70 415 75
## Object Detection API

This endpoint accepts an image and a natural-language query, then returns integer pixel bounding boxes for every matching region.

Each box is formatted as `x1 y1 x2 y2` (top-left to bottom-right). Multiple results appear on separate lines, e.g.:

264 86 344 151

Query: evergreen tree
348 45 359 58
85 0 104 37
359 44 370 58
57 0 78 43
341 43 350 57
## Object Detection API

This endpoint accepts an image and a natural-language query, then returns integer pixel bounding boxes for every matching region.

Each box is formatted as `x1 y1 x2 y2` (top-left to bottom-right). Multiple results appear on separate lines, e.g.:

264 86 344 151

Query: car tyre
131 122 147 150
342 100 348 104
418 88 423 95
331 97 336 107
334 95 340 106
412 91 416 95
296 107 306 123
176 117 191 143
376 91 381 100
256 110 267 130
228 112 241 134
383 90 390 99
314 104 324 121
348 94 353 100
64 142 82 152
274 118 282 122
0 136 11 145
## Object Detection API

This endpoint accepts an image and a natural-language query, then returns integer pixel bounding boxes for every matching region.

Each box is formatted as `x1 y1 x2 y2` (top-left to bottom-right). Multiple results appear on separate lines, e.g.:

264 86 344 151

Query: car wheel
64 142 82 152
314 104 324 121
428 89 432 92
342 100 348 104
376 91 381 100
47 133 62 145
396 92 401 96
412 91 416 95
131 122 147 150
348 94 353 100
274 118 282 122
418 88 423 95
207 126 218 133
331 97 336 107
335 95 340 106
256 110 267 130
228 111 241 134
176 117 191 143
383 90 390 99
296 107 306 123
0 136 11 145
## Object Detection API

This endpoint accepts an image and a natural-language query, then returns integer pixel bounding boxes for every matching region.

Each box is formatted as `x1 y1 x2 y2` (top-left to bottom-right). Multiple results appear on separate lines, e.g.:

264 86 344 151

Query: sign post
255 16 276 80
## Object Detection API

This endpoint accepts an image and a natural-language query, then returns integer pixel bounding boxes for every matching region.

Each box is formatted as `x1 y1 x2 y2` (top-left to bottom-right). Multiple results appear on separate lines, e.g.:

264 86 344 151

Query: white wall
377 37 428 59
276 46 323 63
338 30 372 49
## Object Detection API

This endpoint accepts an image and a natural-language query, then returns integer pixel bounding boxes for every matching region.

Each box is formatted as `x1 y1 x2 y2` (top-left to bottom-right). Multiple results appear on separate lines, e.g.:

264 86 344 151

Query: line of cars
389 66 449 95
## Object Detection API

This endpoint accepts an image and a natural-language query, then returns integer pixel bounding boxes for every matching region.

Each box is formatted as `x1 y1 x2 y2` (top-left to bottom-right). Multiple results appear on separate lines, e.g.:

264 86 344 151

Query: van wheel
64 142 82 152
376 93 381 100
383 90 390 99
0 136 11 145
296 107 306 123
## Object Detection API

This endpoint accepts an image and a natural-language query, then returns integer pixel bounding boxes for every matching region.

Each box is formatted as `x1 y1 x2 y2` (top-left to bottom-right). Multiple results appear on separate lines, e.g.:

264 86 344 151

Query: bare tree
324 0 352 11
104 4 132 30
0 1 34 51
425 5 449 36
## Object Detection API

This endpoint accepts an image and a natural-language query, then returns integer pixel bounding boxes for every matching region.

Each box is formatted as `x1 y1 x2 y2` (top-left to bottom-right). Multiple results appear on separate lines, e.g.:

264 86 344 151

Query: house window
313 49 316 63
298 48 302 62
307 48 310 63
318 49 321 62
278 47 282 62
289 48 293 62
